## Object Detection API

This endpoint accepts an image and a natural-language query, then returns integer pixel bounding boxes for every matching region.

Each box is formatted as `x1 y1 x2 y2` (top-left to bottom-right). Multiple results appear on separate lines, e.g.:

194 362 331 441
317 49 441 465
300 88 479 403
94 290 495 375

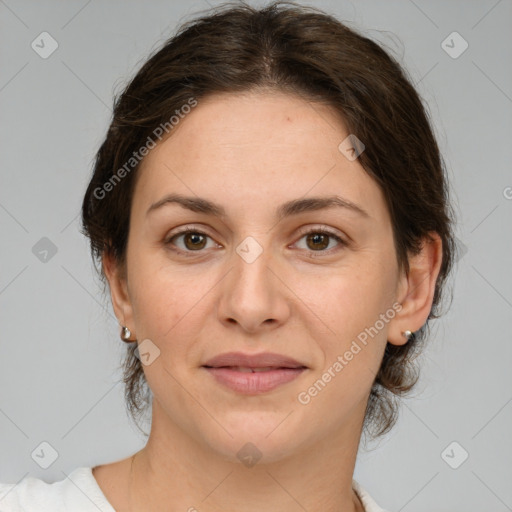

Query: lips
202 351 306 369
229 367 276 373
202 352 307 394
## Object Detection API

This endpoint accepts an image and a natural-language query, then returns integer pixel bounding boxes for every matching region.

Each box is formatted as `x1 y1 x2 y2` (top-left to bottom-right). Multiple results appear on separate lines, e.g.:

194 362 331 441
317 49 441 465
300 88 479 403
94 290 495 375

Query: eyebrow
146 193 370 220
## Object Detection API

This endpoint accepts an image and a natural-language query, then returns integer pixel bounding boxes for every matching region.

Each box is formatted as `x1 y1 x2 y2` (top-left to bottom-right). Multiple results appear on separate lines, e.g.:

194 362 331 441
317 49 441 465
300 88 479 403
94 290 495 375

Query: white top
0 467 390 511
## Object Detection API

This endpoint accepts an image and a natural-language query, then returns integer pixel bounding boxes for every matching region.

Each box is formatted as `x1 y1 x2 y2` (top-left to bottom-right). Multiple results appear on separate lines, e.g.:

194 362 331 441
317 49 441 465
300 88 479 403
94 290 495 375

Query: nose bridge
232 234 274 300
219 233 288 331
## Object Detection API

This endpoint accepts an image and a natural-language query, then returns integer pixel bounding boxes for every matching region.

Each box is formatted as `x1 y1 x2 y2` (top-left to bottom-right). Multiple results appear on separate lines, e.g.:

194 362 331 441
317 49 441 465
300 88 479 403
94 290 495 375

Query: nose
217 236 291 334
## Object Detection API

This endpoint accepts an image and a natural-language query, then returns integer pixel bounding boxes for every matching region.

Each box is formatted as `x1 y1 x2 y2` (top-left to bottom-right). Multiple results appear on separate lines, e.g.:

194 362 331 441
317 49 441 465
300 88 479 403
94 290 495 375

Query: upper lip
202 352 307 369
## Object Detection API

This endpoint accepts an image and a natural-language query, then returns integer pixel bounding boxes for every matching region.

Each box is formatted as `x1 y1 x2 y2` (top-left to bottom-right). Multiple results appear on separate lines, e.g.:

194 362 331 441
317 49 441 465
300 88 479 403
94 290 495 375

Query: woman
0 1 454 511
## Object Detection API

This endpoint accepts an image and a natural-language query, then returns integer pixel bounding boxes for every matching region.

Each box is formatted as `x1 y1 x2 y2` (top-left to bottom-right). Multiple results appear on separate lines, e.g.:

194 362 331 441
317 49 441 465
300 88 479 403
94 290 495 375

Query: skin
94 90 443 512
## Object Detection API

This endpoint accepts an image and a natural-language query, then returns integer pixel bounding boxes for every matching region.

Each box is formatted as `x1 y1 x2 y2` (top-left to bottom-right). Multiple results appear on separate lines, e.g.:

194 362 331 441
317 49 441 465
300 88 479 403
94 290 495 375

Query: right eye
164 227 220 256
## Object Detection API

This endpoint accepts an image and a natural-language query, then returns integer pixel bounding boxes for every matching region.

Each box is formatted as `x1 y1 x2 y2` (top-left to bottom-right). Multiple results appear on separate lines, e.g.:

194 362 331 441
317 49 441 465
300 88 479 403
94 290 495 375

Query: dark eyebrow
146 193 370 220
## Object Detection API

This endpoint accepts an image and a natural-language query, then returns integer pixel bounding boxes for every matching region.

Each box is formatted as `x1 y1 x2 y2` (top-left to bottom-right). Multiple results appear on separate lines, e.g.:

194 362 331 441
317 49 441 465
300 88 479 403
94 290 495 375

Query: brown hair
81 0 455 441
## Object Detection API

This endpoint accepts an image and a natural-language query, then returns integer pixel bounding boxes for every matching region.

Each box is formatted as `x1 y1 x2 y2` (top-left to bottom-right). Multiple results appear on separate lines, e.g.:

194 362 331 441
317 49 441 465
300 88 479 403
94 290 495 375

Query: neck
127 400 366 512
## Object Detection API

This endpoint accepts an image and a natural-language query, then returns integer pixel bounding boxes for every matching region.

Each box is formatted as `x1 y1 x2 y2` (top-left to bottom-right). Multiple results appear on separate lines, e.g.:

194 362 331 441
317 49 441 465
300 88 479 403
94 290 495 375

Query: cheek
127 258 185 340
127 255 216 360
311 264 393 332
307 257 397 370
132 283 195 342
297 268 394 415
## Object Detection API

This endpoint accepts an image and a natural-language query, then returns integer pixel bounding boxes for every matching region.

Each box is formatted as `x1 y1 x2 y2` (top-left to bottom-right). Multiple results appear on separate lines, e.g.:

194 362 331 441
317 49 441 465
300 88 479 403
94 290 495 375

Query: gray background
1 0 511 511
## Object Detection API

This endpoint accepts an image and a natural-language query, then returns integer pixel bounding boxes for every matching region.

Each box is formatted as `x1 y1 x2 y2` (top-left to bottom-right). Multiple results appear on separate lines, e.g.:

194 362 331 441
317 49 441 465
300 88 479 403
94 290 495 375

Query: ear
102 250 136 337
387 232 443 346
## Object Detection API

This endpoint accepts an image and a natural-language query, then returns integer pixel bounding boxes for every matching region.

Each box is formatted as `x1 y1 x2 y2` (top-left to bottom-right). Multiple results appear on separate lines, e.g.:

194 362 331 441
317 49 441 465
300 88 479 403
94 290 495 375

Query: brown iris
183 232 207 250
306 233 330 251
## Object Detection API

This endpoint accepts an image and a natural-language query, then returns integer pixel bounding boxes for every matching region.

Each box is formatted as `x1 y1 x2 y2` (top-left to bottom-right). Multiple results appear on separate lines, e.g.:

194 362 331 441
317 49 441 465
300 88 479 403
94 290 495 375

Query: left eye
294 229 346 253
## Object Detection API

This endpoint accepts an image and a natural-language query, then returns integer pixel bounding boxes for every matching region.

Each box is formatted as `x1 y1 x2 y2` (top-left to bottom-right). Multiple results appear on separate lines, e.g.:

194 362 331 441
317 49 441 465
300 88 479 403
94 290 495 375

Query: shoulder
0 467 115 512
353 479 392 512
1 469 387 512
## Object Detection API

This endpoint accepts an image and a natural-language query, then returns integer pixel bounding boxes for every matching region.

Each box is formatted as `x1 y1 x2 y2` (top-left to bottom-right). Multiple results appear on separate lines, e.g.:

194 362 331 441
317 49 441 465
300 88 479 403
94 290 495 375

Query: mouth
201 352 308 394
206 366 297 372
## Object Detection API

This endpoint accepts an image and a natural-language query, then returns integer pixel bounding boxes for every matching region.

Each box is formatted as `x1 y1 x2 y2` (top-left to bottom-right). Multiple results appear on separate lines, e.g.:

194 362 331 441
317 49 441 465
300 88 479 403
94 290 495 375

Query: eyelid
166 224 215 238
294 224 346 242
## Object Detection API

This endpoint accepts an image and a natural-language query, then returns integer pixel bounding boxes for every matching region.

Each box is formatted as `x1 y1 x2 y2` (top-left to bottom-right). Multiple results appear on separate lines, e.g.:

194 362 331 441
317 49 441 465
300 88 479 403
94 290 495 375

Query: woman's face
110 91 410 462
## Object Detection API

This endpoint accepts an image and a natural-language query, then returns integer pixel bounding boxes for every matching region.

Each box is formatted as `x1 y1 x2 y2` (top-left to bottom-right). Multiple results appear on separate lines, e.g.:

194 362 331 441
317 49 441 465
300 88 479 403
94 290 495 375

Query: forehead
134 91 387 222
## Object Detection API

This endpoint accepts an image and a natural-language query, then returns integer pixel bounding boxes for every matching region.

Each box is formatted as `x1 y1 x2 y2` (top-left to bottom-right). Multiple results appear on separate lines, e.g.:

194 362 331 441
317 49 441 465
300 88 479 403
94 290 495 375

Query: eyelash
164 226 347 258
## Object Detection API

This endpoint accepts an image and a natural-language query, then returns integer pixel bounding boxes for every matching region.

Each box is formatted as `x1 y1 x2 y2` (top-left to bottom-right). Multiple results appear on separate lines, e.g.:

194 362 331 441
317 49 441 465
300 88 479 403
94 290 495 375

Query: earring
402 330 413 340
121 326 136 343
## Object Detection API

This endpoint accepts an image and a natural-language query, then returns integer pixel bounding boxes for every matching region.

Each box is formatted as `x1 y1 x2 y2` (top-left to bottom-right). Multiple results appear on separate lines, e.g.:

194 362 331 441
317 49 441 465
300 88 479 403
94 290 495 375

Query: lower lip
202 367 306 394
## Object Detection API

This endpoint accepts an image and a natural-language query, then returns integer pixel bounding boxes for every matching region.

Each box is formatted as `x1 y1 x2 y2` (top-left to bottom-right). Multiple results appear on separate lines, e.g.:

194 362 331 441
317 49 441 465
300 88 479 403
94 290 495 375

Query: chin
199 411 308 466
